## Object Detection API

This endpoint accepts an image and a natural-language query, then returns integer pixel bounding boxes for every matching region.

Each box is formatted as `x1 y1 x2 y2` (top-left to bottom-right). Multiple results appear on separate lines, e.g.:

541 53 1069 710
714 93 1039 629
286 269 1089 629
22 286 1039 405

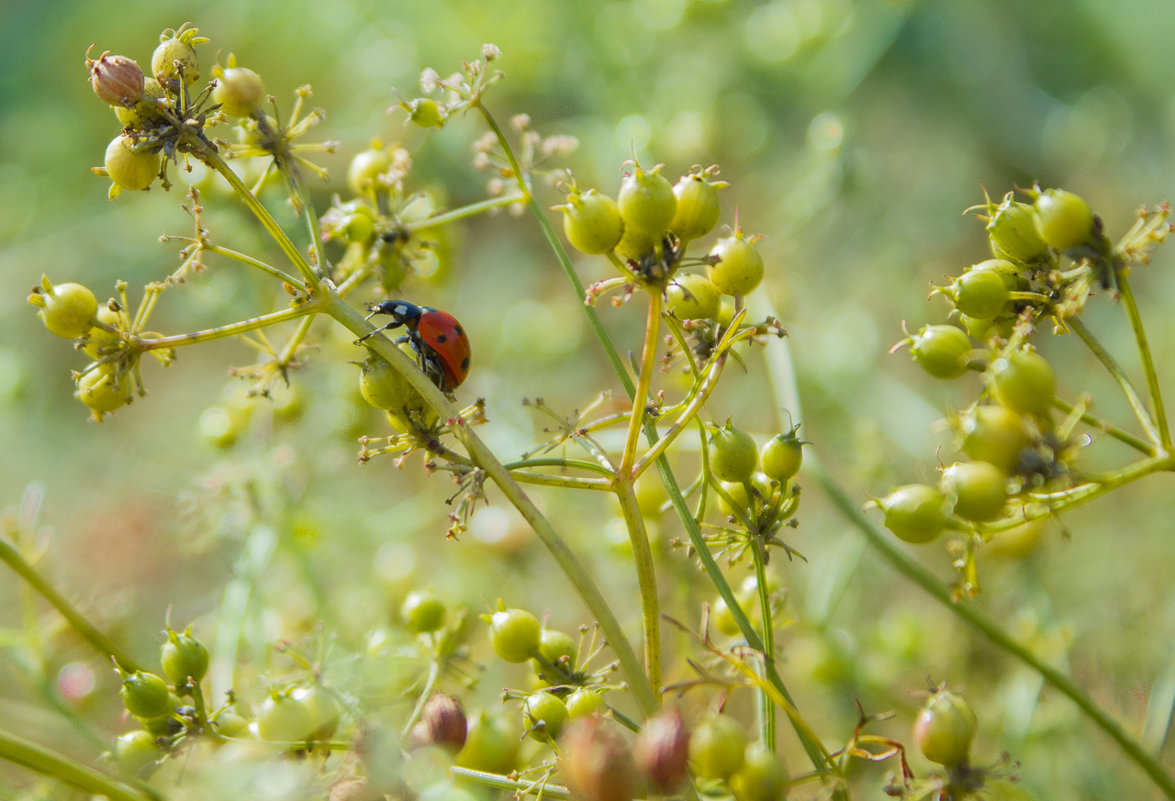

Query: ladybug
357 300 471 392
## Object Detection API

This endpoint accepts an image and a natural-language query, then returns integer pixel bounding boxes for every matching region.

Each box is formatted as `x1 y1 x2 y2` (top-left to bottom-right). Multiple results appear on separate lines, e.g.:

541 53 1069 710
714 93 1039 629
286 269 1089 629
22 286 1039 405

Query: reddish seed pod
634 708 690 794
420 693 468 753
88 52 145 107
560 717 637 801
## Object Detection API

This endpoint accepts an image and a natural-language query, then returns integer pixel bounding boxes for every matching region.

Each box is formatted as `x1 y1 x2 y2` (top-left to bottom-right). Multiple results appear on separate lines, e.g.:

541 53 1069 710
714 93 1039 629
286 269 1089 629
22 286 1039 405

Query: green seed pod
113 730 159 779
484 604 541 663
1033 188 1094 250
151 31 200 86
400 590 446 634
104 134 160 192
957 404 1031 473
455 712 521 774
729 742 790 801
708 230 764 296
947 267 1010 320
75 365 128 419
987 196 1049 263
708 421 758 483
669 171 726 242
407 98 444 129
347 143 393 196
904 324 973 380
760 426 804 482
160 625 209 691
689 713 748 780
29 275 98 338
120 671 171 718
988 348 1055 418
913 689 977 768
875 484 952 544
617 162 676 238
212 65 265 117
565 687 605 719
666 273 721 320
522 691 569 741
558 188 624 255
940 461 1008 523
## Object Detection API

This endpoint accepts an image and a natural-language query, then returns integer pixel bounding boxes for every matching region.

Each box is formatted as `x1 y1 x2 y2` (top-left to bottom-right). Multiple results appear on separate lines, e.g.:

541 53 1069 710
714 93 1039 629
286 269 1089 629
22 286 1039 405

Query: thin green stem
404 193 527 230
451 766 570 799
0 726 159 801
751 539 776 751
503 457 616 479
401 656 442 738
1049 396 1154 455
633 354 725 480
0 538 143 673
322 291 658 716
656 460 837 781
282 160 327 277
1069 315 1162 450
1116 271 1171 450
200 243 306 290
811 459 1175 800
137 301 319 352
632 311 750 480
276 313 318 366
615 481 662 694
621 290 663 474
200 149 319 285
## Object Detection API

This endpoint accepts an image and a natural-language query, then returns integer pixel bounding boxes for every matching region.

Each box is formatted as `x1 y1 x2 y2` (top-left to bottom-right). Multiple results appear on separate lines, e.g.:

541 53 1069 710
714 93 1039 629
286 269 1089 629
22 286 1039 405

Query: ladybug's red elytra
357 300 471 392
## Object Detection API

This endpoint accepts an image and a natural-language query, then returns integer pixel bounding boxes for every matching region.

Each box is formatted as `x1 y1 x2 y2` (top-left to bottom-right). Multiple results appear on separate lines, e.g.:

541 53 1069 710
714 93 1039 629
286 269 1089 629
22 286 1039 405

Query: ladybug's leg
355 319 407 344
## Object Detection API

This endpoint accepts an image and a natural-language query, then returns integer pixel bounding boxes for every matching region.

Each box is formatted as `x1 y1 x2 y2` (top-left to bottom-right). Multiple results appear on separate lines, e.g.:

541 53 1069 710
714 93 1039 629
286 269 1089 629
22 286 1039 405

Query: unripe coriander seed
708 230 765 296
617 162 676 237
213 66 265 117
558 189 624 255
669 171 725 242
913 689 978 768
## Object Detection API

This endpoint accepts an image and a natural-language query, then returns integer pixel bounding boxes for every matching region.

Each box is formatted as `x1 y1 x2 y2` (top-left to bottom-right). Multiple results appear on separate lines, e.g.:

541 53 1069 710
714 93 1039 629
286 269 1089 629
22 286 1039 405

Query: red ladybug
357 300 471 392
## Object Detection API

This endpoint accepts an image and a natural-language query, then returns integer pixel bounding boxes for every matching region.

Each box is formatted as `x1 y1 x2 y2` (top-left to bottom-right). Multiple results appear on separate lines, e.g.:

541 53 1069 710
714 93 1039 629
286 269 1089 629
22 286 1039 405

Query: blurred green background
2 0 1175 798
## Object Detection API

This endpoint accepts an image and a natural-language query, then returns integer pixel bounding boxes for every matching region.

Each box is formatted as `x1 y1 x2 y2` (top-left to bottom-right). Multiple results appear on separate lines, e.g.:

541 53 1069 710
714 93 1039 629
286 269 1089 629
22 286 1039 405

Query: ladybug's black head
365 300 423 327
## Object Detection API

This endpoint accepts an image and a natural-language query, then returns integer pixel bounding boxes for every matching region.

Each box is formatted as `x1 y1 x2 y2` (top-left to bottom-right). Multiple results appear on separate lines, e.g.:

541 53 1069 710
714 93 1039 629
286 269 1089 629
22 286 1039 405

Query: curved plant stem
0 726 160 801
1068 315 1162 450
138 301 320 352
1049 396 1153 455
614 481 662 692
1116 271 1171 450
0 538 143 673
811 460 1175 800
401 656 442 738
620 291 662 474
199 150 318 286
195 244 306 289
750 540 777 751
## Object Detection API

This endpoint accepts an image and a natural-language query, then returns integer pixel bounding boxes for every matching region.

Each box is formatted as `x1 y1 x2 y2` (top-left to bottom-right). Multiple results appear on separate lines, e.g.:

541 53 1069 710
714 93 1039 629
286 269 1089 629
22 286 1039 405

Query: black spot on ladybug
436 333 447 343
460 357 470 370
455 326 464 336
